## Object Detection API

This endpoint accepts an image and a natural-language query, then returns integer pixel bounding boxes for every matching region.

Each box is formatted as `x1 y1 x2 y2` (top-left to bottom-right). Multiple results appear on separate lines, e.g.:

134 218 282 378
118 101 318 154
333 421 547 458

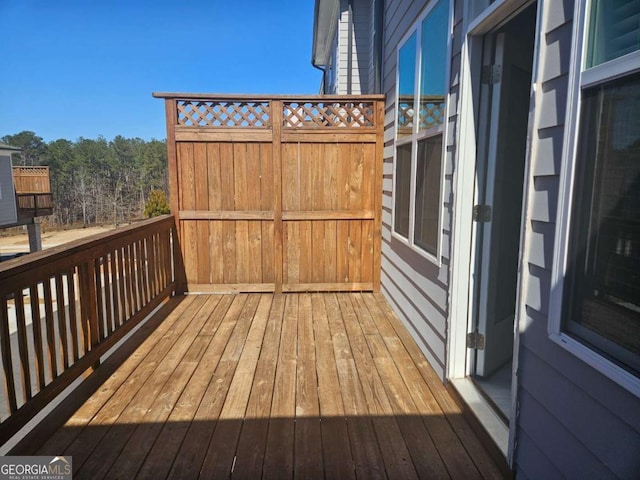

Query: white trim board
447 0 539 466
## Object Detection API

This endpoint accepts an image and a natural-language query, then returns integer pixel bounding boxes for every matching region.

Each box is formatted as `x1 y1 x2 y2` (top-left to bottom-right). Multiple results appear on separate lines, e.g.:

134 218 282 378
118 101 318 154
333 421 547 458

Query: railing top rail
0 215 174 280
152 92 386 102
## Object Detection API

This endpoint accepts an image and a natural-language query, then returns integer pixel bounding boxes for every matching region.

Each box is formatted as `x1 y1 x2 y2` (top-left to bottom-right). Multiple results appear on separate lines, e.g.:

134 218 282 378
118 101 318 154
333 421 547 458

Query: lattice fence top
169 97 380 129
283 101 375 128
397 96 445 130
177 101 271 127
12 166 49 176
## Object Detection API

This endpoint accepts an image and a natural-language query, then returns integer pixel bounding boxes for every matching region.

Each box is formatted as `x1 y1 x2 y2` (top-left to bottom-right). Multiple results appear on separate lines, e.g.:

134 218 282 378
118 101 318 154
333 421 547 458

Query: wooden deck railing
0 215 178 444
16 193 54 217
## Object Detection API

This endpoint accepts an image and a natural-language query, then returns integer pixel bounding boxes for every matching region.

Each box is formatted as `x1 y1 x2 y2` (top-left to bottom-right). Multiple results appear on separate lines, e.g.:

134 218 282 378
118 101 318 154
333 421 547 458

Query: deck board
24 293 506 479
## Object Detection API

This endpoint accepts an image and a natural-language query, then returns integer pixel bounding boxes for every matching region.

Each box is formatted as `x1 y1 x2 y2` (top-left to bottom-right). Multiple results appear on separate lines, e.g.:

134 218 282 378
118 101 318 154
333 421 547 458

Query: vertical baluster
135 240 144 307
140 238 149 306
43 278 57 379
67 267 80 361
55 273 69 369
78 263 97 352
14 291 32 403
118 247 130 322
164 228 171 287
86 262 99 349
126 243 137 314
28 284 45 389
157 231 165 289
139 239 147 305
114 249 124 327
148 233 158 298
94 258 106 342
104 253 114 336
0 296 17 416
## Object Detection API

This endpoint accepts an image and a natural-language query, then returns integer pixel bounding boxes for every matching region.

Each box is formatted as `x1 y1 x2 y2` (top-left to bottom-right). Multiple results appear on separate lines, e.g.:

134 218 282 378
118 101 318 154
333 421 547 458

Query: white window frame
549 0 640 397
391 0 452 265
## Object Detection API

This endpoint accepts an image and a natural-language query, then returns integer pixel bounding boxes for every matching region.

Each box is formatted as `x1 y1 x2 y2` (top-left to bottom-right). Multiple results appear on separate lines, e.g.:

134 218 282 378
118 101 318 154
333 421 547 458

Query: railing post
165 99 187 294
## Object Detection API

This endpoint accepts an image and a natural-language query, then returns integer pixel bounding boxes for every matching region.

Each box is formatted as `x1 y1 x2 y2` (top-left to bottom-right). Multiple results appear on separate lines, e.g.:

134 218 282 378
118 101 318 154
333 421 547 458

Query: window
393 0 450 260
552 0 640 391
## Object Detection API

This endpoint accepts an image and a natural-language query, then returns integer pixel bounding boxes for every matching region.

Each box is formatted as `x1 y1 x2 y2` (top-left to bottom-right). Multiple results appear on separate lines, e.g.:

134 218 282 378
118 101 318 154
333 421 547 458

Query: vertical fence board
208 144 224 284
194 142 211 284
261 143 275 284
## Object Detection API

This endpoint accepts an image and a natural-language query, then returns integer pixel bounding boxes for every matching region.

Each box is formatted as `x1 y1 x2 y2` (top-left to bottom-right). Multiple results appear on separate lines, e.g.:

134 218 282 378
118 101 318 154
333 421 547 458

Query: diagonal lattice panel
283 101 375 128
177 101 271 127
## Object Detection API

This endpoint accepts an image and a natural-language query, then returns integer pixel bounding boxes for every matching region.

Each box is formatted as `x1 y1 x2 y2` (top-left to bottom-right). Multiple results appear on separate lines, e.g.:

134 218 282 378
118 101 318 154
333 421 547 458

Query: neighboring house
312 0 384 94
314 0 640 477
0 143 20 227
0 142 52 251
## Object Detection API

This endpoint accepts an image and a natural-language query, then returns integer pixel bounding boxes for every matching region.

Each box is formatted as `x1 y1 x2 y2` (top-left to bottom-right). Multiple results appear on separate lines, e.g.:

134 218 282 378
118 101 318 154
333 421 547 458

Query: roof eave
312 0 340 67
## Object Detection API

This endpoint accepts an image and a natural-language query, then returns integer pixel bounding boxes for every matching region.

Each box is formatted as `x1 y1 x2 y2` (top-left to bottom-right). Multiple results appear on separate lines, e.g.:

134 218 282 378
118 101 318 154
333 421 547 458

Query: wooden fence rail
0 215 177 444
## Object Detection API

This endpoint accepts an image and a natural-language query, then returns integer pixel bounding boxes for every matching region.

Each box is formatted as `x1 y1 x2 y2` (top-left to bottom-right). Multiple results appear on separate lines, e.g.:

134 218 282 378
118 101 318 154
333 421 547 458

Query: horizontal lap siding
380 0 459 380
337 0 373 94
516 1 640 476
0 157 17 226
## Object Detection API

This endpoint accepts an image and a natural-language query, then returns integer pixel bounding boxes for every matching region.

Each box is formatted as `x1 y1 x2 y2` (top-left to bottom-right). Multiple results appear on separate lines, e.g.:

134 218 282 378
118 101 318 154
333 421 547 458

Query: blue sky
0 0 319 142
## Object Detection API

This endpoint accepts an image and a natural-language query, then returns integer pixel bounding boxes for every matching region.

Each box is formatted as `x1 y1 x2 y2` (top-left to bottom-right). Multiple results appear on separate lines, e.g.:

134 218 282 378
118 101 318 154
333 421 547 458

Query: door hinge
473 205 492 222
466 332 485 350
481 64 502 84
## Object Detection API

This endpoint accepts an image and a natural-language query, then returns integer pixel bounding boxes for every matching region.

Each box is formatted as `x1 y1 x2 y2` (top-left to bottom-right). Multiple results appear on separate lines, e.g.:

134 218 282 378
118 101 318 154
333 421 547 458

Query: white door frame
447 0 542 465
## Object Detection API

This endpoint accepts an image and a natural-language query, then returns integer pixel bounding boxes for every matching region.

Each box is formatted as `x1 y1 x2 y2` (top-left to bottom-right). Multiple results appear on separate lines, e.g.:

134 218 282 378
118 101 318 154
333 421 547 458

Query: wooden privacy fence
154 93 385 293
12 166 51 194
0 215 177 443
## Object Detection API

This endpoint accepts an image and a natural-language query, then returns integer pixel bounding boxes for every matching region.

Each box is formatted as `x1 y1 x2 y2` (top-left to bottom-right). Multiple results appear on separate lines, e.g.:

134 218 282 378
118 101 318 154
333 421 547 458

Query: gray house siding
336 0 373 94
0 155 17 226
325 0 640 473
515 0 640 477
380 0 460 380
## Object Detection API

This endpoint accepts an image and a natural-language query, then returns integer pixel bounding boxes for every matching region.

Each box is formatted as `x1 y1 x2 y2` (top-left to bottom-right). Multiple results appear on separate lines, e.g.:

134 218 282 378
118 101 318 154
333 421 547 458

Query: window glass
393 0 449 259
419 0 448 132
587 0 640 68
414 135 442 254
394 143 412 237
564 72 640 375
397 33 417 138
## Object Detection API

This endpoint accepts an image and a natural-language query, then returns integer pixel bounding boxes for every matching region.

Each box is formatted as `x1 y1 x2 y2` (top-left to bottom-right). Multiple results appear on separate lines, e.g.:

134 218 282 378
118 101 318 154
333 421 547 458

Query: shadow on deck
12 292 507 479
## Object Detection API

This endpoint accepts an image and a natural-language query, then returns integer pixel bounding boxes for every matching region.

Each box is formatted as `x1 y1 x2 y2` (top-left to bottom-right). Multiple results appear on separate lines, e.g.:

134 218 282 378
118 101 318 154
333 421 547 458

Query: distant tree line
1 131 168 226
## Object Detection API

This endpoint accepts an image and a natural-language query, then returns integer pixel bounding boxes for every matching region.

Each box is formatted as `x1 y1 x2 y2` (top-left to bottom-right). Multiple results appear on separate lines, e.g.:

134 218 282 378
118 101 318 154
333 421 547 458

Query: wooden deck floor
20 293 506 479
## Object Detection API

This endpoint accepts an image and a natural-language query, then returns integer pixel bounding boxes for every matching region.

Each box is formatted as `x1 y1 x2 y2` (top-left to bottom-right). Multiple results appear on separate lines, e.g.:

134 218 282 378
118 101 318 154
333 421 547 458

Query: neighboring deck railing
0 215 177 444
16 193 54 218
